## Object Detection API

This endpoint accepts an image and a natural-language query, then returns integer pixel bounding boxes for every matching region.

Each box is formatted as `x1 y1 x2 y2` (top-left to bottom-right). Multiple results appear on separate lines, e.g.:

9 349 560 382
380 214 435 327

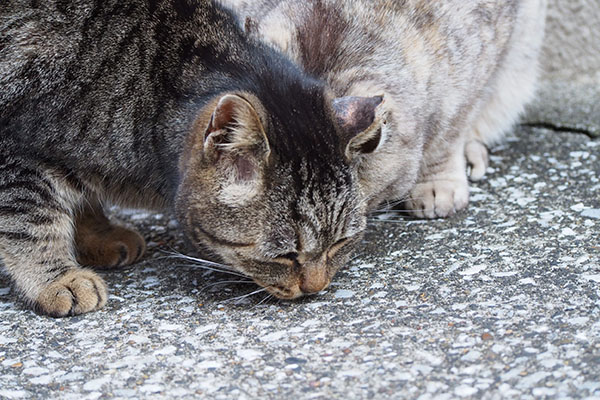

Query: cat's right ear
203 94 271 181
332 95 386 160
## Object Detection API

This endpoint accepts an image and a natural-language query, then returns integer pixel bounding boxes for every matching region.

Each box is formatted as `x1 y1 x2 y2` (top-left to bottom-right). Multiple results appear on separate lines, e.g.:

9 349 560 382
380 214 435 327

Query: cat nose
300 264 329 294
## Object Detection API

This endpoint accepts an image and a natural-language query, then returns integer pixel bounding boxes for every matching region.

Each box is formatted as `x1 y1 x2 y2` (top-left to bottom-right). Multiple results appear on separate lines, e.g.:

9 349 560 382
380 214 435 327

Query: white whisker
226 288 267 304
159 251 232 269
201 280 255 291
371 195 435 214
174 263 249 279
368 219 410 224
158 249 249 276
254 294 274 308
374 208 434 214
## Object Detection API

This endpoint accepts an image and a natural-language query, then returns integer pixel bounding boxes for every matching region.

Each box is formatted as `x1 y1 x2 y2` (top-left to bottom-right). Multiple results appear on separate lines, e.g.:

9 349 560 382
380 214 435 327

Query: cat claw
465 140 489 181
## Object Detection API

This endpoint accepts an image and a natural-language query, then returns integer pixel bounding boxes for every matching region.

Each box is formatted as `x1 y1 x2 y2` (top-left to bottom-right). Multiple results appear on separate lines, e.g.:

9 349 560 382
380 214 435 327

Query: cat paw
406 178 469 219
76 225 146 268
465 140 489 181
35 269 107 317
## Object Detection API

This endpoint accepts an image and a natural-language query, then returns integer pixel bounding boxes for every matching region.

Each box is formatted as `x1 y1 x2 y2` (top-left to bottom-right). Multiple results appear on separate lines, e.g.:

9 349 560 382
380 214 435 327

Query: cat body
221 0 547 217
1 0 382 315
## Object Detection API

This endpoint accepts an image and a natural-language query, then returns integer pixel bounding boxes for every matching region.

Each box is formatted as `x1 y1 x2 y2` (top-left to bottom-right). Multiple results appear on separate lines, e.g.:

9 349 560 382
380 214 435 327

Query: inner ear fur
346 122 383 158
203 93 271 164
332 95 386 159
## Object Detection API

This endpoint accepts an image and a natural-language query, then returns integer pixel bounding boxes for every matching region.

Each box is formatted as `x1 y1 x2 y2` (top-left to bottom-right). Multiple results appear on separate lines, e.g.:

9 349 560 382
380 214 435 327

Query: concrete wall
541 0 600 80
525 0 600 137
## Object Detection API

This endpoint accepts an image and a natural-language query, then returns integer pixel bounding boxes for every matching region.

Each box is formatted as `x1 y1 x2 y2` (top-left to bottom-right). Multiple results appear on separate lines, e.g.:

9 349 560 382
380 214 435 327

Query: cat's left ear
333 95 385 159
203 94 271 179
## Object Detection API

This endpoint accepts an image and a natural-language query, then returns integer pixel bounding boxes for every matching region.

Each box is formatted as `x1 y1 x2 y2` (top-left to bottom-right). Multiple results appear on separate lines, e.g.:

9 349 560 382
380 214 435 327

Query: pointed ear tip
216 93 261 114
332 94 385 109
217 93 243 105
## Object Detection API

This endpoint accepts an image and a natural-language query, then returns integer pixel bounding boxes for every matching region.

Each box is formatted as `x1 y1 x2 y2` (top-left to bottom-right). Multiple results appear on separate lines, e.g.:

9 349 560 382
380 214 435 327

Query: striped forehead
293 161 355 253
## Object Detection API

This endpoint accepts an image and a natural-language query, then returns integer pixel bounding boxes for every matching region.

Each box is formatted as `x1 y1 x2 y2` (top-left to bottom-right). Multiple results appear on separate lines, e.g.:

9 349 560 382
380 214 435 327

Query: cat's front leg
74 197 145 268
406 135 470 219
0 161 107 317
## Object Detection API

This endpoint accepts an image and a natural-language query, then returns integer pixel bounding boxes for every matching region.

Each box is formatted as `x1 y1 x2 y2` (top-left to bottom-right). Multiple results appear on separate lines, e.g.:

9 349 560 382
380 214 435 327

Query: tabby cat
221 0 547 217
0 0 384 316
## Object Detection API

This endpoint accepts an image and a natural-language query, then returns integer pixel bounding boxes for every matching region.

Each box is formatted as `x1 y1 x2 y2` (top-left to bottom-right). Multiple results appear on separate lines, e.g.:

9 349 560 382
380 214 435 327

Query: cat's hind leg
74 197 145 269
0 157 107 317
465 139 489 182
465 0 546 181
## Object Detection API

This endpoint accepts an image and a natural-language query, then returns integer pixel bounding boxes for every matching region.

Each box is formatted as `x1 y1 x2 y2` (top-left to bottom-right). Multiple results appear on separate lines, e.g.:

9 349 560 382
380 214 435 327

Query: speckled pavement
1 126 598 399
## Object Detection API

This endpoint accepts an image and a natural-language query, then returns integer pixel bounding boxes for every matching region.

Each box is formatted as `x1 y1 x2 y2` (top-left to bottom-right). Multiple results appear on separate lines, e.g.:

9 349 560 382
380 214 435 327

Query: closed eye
327 238 351 259
272 252 298 267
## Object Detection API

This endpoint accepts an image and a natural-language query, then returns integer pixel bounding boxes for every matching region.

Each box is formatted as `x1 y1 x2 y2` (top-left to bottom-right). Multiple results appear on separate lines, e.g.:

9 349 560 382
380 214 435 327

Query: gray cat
0 0 383 316
221 0 547 217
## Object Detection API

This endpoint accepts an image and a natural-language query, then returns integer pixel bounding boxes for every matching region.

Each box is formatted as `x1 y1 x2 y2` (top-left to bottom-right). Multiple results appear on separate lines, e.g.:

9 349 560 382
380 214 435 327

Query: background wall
526 0 600 137
541 0 600 80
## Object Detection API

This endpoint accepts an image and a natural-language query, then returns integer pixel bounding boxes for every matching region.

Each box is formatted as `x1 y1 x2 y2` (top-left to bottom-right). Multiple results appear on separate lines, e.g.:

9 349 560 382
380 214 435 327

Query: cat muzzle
299 264 330 294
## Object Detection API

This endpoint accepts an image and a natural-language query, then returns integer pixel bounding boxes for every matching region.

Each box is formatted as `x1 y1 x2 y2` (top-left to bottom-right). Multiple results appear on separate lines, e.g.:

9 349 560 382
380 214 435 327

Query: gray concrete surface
1 126 599 399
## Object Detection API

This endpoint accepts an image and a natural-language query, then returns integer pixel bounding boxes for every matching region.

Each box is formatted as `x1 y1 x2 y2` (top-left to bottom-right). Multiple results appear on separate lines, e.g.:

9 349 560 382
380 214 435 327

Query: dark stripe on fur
0 231 36 242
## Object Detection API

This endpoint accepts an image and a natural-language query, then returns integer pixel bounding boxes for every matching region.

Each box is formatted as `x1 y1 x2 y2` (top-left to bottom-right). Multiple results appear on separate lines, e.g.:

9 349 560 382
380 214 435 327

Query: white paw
406 178 469 219
465 140 489 181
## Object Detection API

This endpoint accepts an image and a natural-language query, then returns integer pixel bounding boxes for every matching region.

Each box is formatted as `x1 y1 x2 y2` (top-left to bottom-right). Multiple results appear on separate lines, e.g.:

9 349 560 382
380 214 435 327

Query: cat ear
204 94 270 181
332 96 385 159
244 16 260 36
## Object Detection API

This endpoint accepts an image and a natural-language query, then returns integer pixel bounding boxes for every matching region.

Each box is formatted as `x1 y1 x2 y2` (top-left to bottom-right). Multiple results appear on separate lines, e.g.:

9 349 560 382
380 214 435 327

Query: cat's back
1 1 83 114
0 0 257 191
225 0 532 93
0 0 244 126
335 0 544 95
336 0 520 66
0 0 155 126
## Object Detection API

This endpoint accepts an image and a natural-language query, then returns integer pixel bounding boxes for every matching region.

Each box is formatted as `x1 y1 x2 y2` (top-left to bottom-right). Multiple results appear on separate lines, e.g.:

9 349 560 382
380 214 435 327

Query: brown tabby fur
1 0 383 316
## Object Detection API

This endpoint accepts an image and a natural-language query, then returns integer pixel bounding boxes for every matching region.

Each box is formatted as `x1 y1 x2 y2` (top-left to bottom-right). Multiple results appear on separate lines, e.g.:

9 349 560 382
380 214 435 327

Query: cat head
176 90 385 299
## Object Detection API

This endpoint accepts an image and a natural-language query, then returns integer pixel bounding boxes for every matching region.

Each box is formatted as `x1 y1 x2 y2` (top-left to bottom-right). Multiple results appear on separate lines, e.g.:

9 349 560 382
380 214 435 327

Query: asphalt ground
1 124 599 399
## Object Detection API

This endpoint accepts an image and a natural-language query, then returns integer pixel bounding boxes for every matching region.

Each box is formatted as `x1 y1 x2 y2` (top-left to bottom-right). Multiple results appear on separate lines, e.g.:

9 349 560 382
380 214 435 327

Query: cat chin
264 284 304 300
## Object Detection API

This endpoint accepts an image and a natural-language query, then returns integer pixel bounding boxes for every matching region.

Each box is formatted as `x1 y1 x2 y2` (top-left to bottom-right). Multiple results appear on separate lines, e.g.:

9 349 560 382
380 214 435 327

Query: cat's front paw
465 140 489 181
406 178 469 219
35 269 107 317
76 224 146 268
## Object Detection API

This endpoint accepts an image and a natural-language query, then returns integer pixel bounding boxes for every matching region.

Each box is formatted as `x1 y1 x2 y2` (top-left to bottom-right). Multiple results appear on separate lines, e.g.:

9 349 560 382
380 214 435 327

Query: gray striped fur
221 0 547 217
